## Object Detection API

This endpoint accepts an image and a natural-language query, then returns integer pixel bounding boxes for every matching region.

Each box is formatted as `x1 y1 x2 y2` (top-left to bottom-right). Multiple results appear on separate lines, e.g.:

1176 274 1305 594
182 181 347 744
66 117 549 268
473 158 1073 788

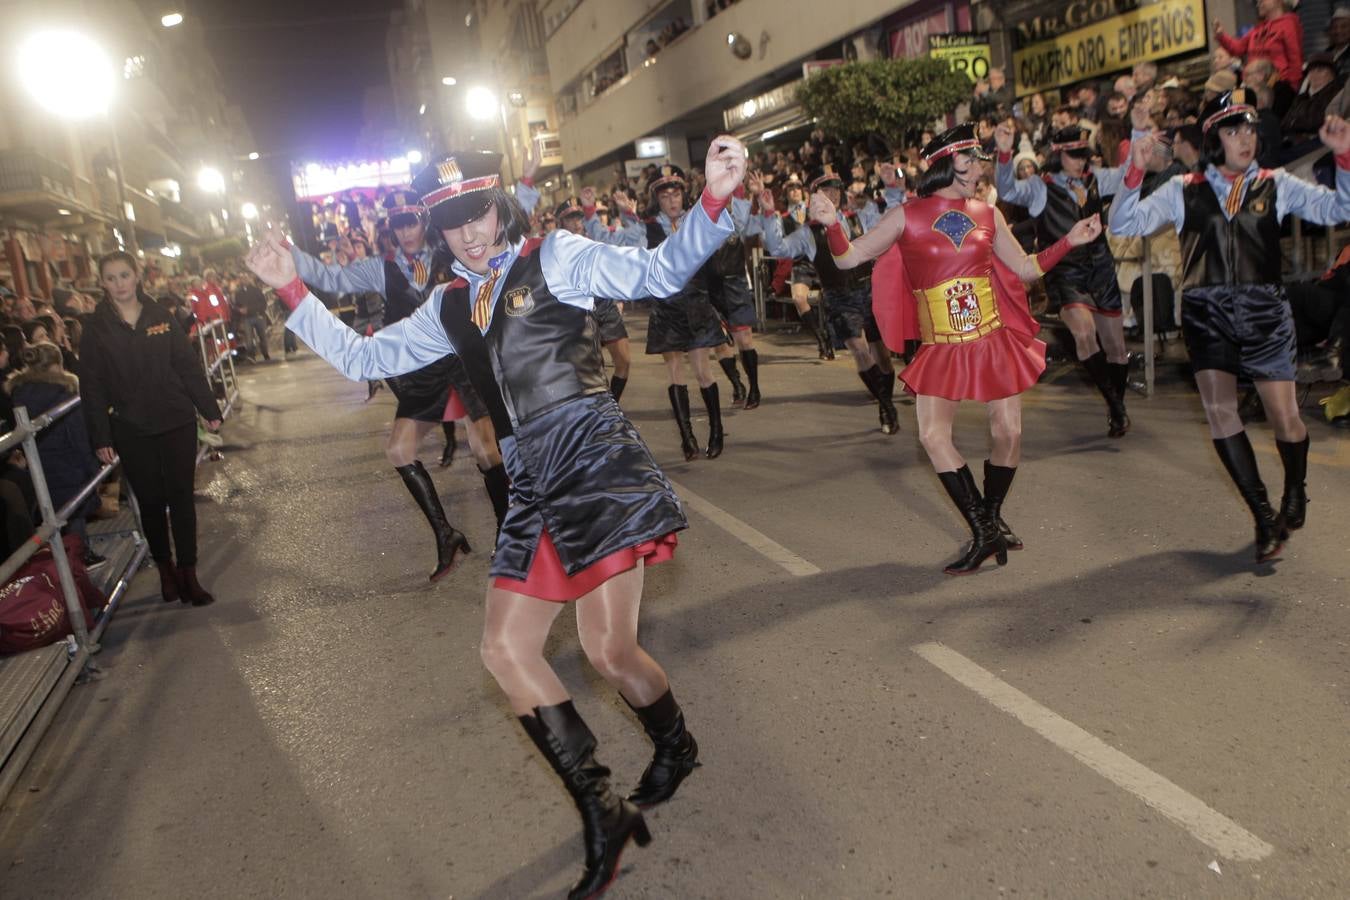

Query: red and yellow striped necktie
1225 174 1246 217
471 269 501 330
411 257 428 286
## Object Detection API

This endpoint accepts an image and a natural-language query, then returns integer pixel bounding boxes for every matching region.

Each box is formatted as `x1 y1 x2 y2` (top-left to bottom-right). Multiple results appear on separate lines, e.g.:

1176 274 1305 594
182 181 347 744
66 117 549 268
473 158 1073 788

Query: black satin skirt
387 355 488 422
645 289 730 354
1046 249 1123 315
593 299 629 345
1182 283 1296 381
489 393 688 580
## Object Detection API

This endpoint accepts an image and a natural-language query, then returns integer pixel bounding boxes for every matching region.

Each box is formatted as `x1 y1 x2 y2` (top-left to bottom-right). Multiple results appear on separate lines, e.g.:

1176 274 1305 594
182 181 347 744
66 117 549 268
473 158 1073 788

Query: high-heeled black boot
739 348 761 409
625 689 700 808
1212 433 1288 562
983 460 1023 550
859 365 899 435
667 385 700 460
700 383 724 459
936 466 1008 575
479 462 511 542
1083 351 1129 437
439 421 457 468
718 355 747 403
877 368 901 433
609 374 628 402
396 461 472 580
801 308 834 359
176 566 215 606
519 702 652 900
1276 436 1309 530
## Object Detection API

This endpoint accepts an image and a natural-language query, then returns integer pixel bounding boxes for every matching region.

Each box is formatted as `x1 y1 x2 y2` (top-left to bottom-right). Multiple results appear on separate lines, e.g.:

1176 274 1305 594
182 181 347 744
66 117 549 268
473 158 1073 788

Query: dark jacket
78 296 221 448
6 369 100 514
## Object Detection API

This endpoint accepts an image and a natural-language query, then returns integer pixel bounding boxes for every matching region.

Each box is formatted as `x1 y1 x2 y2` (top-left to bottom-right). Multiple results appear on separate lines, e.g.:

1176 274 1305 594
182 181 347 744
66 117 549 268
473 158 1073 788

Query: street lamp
161 13 184 28
406 149 424 165
16 29 137 253
240 202 259 220
197 166 226 194
466 86 516 184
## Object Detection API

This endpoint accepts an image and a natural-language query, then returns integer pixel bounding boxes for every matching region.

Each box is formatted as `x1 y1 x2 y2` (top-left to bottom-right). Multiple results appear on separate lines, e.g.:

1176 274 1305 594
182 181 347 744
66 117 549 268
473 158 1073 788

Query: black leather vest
810 215 872 291
383 247 456 324
438 244 607 429
1035 175 1110 273
1180 173 1282 289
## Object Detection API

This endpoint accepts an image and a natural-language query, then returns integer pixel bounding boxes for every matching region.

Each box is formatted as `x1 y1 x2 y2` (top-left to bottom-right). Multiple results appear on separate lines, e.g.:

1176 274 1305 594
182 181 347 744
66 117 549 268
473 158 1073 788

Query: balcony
535 131 566 169
0 148 81 219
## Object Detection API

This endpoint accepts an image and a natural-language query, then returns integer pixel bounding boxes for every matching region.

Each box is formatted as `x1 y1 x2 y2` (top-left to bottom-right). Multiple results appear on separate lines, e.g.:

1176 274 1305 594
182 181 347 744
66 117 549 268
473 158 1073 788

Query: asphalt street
1 315 1347 899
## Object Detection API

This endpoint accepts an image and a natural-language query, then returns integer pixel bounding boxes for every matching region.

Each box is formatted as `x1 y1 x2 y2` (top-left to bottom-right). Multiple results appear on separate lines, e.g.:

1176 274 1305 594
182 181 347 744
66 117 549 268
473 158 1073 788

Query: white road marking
912 642 1275 862
669 480 821 577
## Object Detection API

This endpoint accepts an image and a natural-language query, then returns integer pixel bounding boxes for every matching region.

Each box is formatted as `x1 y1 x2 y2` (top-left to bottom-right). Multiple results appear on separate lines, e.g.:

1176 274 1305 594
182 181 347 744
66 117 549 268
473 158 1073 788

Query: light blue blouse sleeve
285 287 455 381
759 214 816 260
995 158 1047 215
1274 166 1350 226
515 180 541 216
290 246 387 297
1108 174 1185 236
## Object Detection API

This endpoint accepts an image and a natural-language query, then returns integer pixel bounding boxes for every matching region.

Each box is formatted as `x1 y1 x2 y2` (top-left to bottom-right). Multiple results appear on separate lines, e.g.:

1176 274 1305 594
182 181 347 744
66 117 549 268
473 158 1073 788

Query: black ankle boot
803 308 834 359
156 559 180 603
439 421 457 468
609 374 628 402
701 383 724 459
1212 433 1288 562
667 385 700 460
1275 435 1309 530
480 462 511 544
625 689 700 808
176 565 215 606
519 702 652 900
859 365 899 435
718 356 747 403
396 461 472 580
936 466 1008 575
982 460 1023 550
1083 351 1130 437
739 348 761 409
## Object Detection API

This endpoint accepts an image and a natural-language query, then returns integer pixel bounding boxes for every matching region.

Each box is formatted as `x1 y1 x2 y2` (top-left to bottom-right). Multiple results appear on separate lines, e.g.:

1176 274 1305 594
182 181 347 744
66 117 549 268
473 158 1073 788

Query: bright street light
161 12 184 28
241 202 259 220
197 166 225 194
16 30 115 119
466 86 498 121
406 149 423 164
248 151 260 160
441 76 457 86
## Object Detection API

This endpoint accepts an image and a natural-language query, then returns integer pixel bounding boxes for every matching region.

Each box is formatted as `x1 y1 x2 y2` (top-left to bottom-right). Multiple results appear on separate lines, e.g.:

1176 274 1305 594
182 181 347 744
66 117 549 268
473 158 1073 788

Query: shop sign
1012 0 1204 94
722 81 801 131
929 33 992 82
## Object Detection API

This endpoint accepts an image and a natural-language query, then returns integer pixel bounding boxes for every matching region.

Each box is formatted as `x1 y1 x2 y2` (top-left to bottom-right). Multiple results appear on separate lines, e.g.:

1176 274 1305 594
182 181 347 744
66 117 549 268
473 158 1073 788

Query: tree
795 58 972 148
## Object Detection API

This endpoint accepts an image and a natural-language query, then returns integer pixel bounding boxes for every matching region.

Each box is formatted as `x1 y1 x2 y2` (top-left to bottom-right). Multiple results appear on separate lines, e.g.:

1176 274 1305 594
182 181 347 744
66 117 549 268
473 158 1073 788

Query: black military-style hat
648 163 686 194
808 168 844 193
1201 90 1258 135
381 188 426 225
921 123 993 165
554 197 585 221
411 150 504 230
1049 125 1092 155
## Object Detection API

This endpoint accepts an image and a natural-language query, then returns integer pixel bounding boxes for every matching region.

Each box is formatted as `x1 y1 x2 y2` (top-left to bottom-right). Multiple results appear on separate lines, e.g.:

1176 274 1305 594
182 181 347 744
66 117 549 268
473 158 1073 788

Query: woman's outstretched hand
246 235 300 291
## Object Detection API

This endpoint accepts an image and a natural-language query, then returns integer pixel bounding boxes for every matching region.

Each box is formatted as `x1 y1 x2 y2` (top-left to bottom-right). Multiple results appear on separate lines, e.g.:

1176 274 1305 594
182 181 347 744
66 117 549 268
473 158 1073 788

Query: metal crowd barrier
0 396 148 804
196 318 241 463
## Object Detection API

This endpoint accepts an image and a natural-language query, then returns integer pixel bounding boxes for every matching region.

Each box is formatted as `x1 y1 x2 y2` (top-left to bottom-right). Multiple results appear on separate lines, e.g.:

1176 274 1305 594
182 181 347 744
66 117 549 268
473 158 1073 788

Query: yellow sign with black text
929 33 992 83
1013 0 1204 95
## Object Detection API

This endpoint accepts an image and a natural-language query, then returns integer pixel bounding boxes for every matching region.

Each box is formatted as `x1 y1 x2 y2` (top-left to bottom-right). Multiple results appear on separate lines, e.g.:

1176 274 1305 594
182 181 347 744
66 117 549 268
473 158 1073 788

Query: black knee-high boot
519 702 652 900
624 689 700 808
739 348 761 409
667 385 700 460
801 308 833 359
936 466 1008 575
700 383 724 459
439 420 457 468
718 355 747 403
859 365 899 435
1212 433 1288 562
479 462 511 540
1275 435 1309 529
609 374 628 402
1107 360 1131 437
396 461 471 580
983 460 1023 550
1083 351 1129 437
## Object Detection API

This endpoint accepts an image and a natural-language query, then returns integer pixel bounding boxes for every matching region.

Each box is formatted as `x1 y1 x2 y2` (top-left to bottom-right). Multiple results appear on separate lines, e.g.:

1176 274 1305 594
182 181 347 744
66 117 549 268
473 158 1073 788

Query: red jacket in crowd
1218 12 1305 88
189 281 231 329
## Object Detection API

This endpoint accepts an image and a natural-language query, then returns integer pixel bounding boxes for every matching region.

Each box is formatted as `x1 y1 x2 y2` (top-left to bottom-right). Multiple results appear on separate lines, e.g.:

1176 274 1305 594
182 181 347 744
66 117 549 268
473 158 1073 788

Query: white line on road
912 642 1275 862
669 480 821 577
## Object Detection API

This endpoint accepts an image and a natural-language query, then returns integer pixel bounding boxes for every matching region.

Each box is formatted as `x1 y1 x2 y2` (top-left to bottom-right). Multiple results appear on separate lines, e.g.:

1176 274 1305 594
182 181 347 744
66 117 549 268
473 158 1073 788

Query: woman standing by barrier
79 251 222 605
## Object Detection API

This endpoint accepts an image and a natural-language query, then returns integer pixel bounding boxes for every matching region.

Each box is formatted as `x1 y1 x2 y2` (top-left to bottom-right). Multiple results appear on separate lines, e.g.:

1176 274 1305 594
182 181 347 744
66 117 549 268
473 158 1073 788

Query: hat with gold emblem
412 151 504 230
648 163 687 195
381 188 426 228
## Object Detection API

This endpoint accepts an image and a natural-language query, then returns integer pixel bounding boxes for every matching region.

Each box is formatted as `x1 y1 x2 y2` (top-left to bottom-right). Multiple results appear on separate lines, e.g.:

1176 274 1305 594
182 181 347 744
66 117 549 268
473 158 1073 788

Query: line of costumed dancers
244 104 1350 896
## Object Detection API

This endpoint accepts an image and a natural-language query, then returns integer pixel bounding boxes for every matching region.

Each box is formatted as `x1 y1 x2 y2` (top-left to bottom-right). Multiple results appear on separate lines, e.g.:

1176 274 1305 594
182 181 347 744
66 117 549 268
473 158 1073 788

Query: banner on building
929 33 992 82
1012 0 1204 95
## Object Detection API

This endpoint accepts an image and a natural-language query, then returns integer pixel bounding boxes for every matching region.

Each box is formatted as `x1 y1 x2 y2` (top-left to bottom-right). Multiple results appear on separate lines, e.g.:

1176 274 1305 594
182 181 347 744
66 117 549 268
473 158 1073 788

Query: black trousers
113 422 200 566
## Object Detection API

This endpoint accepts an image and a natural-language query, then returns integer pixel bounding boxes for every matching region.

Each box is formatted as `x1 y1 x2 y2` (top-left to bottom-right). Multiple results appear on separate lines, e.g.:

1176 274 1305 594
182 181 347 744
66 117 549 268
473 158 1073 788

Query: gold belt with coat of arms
914 276 1003 344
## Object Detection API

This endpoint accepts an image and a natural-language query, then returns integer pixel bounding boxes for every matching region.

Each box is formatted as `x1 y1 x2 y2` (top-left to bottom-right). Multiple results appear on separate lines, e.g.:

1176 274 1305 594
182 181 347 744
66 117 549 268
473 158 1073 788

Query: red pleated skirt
492 529 678 602
900 329 1046 402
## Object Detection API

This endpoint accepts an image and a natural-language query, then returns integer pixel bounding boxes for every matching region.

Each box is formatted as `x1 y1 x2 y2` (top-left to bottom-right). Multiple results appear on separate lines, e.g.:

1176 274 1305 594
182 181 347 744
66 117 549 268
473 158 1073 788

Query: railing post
14 407 95 655
751 246 766 331
1141 235 1154 398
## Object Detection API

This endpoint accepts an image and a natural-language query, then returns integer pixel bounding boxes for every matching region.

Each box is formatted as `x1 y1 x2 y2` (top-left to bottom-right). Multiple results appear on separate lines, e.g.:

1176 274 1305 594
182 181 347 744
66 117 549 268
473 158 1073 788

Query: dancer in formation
993 103 1152 437
281 188 511 579
1111 99 1350 560
250 138 748 898
815 124 1101 573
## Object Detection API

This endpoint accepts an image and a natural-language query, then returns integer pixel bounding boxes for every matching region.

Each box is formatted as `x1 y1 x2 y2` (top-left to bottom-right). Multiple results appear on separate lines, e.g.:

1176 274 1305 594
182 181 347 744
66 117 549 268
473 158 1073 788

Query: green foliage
795 58 971 146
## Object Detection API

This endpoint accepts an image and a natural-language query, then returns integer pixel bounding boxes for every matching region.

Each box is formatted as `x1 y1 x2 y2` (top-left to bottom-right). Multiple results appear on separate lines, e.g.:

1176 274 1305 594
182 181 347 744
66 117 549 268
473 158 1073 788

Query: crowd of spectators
643 17 690 59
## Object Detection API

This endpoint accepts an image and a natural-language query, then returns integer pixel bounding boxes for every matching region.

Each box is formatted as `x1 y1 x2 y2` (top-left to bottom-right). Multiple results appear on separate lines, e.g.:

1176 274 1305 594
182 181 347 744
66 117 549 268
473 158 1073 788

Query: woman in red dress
811 125 1102 574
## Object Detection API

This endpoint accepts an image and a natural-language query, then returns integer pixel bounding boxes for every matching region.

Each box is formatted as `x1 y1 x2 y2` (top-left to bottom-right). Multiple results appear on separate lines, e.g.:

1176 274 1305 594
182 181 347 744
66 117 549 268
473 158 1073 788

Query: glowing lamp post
466 86 515 184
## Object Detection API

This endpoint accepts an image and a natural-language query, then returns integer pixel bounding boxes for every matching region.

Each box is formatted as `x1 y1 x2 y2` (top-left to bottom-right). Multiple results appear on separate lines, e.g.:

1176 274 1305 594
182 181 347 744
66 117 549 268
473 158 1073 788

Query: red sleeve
1278 15 1303 87
1217 29 1247 57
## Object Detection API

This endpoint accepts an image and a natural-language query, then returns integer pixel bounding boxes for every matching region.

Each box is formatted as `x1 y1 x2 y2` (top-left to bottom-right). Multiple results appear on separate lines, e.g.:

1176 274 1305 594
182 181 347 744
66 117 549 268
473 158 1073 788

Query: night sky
192 0 392 162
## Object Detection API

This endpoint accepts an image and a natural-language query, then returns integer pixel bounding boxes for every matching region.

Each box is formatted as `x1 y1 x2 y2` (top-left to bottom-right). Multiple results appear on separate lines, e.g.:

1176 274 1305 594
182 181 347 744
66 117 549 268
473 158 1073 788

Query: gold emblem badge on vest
503 286 535 317
1250 198 1268 215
